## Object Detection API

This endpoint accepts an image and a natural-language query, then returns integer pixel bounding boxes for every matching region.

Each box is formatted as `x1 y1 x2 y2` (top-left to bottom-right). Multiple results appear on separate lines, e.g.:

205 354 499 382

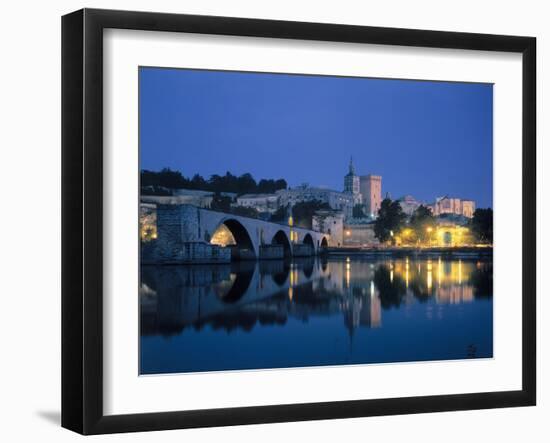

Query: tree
374 198 406 244
140 168 288 195
352 204 367 218
471 208 493 243
471 262 493 298
373 265 407 308
273 179 288 191
258 178 288 194
232 206 260 218
140 185 171 196
190 173 208 190
409 205 436 244
270 205 288 223
140 168 190 189
210 192 232 212
292 200 331 229
236 173 257 194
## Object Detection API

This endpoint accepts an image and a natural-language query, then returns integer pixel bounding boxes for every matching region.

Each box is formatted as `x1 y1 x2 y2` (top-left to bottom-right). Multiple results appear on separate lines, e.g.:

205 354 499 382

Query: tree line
141 168 287 195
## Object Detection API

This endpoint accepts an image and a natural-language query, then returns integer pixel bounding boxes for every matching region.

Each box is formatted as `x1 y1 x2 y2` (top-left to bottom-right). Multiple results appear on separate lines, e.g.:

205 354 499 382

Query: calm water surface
140 257 493 374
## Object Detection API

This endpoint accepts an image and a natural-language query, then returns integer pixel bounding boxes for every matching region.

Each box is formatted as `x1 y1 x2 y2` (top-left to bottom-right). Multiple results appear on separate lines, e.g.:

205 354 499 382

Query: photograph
138 67 494 375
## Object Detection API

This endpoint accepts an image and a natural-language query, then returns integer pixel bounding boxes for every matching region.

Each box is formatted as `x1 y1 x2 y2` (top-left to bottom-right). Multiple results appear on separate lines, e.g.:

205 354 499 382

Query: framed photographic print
61 8 536 435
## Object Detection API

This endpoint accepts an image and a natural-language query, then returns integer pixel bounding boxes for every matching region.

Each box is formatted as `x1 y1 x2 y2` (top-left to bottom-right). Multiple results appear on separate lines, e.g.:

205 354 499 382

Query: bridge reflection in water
140 257 493 374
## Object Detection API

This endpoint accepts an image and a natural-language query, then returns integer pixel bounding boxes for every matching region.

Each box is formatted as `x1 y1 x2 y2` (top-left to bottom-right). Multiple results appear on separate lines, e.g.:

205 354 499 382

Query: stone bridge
152 204 330 263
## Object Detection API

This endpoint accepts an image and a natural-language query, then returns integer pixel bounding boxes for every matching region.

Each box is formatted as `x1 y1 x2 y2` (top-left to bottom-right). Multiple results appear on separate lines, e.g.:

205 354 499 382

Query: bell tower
344 157 360 195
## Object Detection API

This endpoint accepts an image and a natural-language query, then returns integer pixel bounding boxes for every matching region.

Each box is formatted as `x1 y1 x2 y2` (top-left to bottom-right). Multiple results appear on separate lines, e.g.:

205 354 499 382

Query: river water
140 256 493 374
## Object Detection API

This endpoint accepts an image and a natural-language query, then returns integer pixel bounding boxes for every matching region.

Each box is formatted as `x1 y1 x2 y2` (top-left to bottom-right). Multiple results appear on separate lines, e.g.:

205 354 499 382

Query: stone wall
312 211 344 247
343 223 379 247
147 205 231 264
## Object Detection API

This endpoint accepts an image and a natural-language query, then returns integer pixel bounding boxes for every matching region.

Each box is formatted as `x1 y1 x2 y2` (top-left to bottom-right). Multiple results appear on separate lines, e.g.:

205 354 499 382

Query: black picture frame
62 8 536 435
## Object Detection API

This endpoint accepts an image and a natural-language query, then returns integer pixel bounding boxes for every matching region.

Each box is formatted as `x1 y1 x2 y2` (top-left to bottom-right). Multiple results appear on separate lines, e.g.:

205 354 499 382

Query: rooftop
345 217 376 225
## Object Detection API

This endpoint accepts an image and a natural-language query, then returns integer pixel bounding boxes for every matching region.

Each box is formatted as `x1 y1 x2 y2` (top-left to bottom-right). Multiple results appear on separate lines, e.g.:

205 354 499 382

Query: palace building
276 185 356 219
360 174 382 218
428 196 476 218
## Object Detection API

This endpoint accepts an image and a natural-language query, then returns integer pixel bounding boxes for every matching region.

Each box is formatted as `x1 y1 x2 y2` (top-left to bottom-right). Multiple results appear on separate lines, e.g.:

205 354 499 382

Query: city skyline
140 67 493 208
139 66 494 375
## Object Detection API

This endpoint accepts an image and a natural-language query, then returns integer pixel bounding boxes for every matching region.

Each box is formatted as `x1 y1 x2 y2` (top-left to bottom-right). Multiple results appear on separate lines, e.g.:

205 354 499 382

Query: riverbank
326 246 493 259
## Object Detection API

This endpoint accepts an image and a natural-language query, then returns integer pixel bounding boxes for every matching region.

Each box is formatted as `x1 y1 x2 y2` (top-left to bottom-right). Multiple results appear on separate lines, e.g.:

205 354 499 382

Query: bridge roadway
154 204 330 261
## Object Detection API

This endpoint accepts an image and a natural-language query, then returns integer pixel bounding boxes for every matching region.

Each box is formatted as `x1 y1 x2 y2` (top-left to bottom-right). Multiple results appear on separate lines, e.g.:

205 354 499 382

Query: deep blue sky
140 67 493 208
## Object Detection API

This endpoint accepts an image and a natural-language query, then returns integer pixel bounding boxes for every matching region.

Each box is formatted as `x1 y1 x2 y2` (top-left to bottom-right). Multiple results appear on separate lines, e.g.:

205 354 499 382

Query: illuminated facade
395 222 474 247
461 200 476 218
433 222 475 247
396 194 423 216
428 196 476 218
342 220 379 247
139 203 157 241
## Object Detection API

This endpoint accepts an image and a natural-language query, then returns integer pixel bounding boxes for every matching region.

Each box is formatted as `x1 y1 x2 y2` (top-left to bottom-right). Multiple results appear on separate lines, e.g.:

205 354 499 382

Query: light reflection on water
140 257 493 374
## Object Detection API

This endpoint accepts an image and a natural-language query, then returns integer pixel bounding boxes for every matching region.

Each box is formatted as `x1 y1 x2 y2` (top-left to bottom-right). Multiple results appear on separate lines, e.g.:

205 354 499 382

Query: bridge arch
210 218 256 260
272 262 291 287
320 237 329 250
219 263 255 303
303 233 315 252
271 230 292 257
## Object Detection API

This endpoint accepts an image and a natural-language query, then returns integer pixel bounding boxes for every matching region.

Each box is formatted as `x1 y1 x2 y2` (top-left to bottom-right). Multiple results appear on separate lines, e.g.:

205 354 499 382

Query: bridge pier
259 245 285 260
229 246 256 261
292 244 314 257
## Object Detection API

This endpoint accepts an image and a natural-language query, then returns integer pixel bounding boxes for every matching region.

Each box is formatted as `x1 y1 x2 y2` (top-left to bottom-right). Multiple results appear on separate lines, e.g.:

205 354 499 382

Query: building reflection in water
140 256 492 338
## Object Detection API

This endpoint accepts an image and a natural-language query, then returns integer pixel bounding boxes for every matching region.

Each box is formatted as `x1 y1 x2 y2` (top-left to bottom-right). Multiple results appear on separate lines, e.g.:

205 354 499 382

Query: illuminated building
342 219 380 247
396 194 423 216
428 195 476 218
434 219 475 247
461 200 476 218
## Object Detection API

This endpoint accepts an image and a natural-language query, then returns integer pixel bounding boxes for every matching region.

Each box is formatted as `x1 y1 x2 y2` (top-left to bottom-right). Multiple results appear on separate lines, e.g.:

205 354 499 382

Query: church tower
344 157 360 195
